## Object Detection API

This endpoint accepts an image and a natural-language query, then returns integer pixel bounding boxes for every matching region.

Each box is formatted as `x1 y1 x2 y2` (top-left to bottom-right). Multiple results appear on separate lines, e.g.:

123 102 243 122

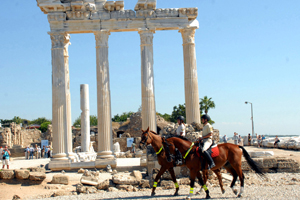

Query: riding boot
203 150 216 169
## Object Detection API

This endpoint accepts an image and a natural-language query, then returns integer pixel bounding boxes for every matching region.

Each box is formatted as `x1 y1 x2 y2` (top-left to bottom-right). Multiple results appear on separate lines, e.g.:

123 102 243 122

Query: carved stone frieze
111 10 136 19
49 32 71 49
134 0 156 11
155 8 179 18
66 11 91 20
94 30 110 47
136 10 156 18
179 28 196 45
37 0 70 14
103 1 124 11
179 8 198 20
138 29 155 46
48 13 67 22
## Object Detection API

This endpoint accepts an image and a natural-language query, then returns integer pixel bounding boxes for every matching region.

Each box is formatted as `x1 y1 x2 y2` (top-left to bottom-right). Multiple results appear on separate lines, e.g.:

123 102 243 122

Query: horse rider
176 116 186 137
198 114 216 169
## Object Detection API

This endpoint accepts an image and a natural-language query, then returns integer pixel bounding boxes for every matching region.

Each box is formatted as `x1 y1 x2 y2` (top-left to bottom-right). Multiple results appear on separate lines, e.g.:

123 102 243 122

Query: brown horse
139 128 211 198
162 136 264 198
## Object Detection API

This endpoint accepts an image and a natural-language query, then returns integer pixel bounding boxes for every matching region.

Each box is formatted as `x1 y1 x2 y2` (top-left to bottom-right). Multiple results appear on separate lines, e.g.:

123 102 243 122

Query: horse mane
150 130 159 135
166 135 190 142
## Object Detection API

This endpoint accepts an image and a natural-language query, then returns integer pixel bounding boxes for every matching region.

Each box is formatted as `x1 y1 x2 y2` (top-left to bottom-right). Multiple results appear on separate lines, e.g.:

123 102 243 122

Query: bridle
140 131 152 149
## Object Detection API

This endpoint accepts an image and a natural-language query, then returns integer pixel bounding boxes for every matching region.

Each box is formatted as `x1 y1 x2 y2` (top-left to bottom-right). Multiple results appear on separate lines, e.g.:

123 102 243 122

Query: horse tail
239 146 264 176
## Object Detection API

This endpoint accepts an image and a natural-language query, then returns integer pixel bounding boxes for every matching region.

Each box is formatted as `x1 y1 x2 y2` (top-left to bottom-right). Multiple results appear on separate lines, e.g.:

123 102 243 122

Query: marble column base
95 158 116 168
49 159 71 171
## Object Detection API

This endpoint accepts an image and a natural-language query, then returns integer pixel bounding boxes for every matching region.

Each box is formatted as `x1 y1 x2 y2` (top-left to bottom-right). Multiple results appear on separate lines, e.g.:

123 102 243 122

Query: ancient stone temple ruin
36 0 200 170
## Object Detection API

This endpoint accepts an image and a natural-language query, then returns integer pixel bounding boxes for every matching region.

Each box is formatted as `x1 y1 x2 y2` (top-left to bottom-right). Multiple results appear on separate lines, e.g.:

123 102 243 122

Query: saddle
196 141 219 158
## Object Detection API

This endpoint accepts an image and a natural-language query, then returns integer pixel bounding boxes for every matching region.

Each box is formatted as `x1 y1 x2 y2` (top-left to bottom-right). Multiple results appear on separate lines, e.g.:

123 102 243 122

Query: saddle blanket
196 145 219 158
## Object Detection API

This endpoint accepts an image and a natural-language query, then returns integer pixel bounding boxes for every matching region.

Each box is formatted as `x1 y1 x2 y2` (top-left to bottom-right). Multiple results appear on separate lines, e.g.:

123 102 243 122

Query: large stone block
262 158 277 168
112 174 140 185
96 179 110 190
130 170 142 180
51 174 69 185
15 169 30 180
29 172 46 181
80 176 99 186
0 170 15 179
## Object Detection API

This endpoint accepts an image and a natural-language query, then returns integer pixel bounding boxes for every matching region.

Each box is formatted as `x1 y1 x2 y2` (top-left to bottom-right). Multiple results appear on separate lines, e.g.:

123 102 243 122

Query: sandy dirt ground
0 146 299 200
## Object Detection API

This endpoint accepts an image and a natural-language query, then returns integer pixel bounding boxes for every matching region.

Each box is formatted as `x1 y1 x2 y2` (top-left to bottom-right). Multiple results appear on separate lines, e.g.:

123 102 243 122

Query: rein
140 131 166 155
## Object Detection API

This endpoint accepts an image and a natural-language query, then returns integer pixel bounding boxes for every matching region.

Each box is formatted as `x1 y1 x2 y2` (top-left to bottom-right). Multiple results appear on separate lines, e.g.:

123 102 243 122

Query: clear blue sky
0 0 299 137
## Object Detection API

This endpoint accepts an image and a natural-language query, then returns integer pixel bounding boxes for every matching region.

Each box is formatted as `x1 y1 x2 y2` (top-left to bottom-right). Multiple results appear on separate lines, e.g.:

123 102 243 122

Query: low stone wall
242 157 300 173
0 167 46 181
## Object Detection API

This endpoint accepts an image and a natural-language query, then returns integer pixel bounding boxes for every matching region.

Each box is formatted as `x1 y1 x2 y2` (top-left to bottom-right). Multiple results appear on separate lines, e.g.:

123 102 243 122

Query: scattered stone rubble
0 167 46 181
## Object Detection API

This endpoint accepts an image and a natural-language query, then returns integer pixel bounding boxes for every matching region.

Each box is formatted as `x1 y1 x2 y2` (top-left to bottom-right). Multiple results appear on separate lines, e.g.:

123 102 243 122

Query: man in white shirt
176 116 186 136
198 114 215 169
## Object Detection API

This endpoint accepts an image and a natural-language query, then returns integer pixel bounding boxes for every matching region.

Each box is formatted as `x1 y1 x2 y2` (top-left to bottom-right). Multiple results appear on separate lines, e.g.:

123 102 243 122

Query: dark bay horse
162 136 264 198
139 128 211 198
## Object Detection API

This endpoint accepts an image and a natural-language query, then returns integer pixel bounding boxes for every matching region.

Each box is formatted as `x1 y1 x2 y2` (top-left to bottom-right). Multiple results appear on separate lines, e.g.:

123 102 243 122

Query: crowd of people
24 144 52 159
223 133 280 148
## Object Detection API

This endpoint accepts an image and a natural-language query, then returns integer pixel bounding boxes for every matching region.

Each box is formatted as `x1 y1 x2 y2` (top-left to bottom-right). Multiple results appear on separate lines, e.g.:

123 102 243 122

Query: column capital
48 32 70 50
138 28 155 46
179 28 196 45
94 30 110 48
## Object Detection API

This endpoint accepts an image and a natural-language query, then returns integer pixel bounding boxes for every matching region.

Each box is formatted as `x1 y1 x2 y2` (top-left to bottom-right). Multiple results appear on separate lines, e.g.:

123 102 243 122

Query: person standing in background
44 146 48 158
238 135 243 146
47 146 51 158
29 146 34 159
2 146 11 169
35 144 38 159
233 132 239 145
41 146 45 158
222 135 228 143
37 146 41 159
248 134 252 146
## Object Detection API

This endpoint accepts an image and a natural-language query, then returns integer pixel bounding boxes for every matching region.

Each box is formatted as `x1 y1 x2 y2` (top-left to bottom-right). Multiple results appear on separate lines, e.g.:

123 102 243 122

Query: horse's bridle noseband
140 131 152 149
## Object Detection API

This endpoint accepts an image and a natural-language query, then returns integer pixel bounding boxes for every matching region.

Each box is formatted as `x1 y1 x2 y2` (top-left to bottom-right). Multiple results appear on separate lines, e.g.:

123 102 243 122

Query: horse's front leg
151 166 167 196
197 171 211 199
168 168 179 196
213 169 225 194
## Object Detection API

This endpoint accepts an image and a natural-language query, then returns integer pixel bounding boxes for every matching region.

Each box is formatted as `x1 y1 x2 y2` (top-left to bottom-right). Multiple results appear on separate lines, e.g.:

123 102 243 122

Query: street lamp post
245 101 255 140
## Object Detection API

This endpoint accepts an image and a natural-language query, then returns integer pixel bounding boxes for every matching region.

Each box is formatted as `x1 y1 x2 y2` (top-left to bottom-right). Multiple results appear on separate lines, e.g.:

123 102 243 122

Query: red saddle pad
196 146 219 158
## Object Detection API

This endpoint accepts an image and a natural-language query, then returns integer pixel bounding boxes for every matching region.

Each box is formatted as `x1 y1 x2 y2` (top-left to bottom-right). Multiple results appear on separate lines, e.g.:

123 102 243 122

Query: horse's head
139 127 152 150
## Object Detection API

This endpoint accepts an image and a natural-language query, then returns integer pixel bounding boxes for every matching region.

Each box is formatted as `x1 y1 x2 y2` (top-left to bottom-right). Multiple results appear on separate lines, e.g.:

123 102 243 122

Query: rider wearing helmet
176 116 186 137
199 114 216 169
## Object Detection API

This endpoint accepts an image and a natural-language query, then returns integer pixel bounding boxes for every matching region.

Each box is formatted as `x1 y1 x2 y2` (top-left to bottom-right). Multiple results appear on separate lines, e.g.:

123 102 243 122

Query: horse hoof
238 194 243 198
234 190 238 195
174 192 179 196
222 189 226 194
151 192 156 196
206 195 211 199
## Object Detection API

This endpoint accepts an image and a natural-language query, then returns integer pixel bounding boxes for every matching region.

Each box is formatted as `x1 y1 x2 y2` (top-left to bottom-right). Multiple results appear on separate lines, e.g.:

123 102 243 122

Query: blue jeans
44 152 48 158
30 151 33 159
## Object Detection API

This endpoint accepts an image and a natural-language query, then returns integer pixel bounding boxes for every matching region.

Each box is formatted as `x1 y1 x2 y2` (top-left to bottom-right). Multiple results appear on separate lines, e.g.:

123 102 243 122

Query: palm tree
200 96 215 114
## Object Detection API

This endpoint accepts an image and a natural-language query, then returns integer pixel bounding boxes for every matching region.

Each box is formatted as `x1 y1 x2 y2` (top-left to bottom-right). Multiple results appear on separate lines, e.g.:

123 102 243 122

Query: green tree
112 112 133 122
90 115 97 126
40 121 51 133
157 113 171 122
12 116 23 124
30 117 51 125
73 115 98 127
200 96 215 114
170 104 186 123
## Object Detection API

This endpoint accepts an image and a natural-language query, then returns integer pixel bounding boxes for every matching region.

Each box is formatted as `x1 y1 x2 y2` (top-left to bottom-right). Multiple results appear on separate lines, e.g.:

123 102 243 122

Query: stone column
138 29 157 132
63 35 74 160
80 84 90 152
179 28 201 124
49 32 71 161
94 30 114 160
